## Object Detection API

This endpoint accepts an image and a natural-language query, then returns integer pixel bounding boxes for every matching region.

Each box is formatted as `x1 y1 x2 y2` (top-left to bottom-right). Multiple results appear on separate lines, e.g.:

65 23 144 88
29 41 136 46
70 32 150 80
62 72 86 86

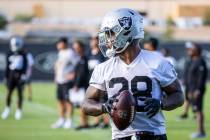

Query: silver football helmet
10 36 24 52
98 8 144 58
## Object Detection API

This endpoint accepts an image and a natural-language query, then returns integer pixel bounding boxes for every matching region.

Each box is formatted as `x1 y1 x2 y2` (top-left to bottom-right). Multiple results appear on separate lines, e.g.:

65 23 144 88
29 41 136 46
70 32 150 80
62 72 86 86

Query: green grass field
0 83 209 140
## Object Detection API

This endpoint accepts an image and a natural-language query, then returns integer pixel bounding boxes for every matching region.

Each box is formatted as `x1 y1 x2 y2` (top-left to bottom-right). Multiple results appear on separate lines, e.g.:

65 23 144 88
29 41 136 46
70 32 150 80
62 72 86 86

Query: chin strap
116 41 131 54
106 37 133 58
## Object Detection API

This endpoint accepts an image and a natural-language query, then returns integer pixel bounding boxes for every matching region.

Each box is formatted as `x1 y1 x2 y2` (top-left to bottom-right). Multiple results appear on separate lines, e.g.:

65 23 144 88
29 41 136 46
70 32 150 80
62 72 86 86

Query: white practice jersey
165 56 176 67
55 48 80 84
27 53 34 67
90 50 177 139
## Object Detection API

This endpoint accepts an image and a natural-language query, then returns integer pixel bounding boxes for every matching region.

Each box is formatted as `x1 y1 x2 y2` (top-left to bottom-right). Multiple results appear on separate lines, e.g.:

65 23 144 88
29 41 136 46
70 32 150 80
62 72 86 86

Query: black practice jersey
5 51 28 79
186 57 208 92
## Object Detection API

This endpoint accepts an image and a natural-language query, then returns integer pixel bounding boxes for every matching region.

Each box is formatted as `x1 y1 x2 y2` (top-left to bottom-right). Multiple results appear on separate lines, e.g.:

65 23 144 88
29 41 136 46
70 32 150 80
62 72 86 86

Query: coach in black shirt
88 36 105 75
179 42 194 120
73 41 89 91
186 43 207 139
72 40 90 129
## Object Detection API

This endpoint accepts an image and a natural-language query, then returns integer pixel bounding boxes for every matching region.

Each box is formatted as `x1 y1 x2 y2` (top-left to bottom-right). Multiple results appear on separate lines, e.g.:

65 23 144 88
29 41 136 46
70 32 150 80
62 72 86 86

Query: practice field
0 83 209 140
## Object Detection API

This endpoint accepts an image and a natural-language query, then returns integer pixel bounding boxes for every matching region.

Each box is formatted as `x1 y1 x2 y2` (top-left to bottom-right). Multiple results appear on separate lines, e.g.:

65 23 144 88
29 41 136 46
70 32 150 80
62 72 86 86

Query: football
112 90 136 131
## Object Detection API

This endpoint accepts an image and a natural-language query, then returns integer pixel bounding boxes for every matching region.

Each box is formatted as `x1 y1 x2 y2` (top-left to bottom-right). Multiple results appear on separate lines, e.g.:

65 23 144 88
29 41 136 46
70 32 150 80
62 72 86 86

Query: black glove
102 94 119 116
144 98 162 118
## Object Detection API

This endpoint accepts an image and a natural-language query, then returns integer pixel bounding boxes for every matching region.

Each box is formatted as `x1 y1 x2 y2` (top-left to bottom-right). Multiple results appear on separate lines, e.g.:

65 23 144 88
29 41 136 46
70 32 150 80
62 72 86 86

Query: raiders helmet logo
118 17 132 30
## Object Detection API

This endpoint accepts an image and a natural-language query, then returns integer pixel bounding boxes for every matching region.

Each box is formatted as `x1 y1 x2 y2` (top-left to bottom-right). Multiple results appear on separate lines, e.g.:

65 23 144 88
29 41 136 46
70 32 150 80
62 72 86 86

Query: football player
52 37 80 129
183 43 207 139
143 37 163 57
82 8 184 140
1 36 28 120
22 48 34 101
72 40 90 130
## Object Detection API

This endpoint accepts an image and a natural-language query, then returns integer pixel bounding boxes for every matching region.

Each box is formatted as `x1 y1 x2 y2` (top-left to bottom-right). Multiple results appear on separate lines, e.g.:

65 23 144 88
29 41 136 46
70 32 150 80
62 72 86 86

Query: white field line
26 102 57 115
0 93 56 115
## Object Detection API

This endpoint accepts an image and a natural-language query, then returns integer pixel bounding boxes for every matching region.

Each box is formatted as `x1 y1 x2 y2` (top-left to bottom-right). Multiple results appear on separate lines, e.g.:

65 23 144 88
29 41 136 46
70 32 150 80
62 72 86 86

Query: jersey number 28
109 76 152 98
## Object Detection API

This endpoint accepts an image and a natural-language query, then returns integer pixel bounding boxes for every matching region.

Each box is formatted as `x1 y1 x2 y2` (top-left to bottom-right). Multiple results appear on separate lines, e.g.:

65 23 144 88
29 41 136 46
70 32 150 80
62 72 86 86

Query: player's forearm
161 79 184 111
82 99 103 116
162 91 184 111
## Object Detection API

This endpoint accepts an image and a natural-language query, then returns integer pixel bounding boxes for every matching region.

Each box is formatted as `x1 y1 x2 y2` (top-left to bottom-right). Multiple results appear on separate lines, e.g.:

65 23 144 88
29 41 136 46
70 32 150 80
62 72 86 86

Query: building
1 0 210 41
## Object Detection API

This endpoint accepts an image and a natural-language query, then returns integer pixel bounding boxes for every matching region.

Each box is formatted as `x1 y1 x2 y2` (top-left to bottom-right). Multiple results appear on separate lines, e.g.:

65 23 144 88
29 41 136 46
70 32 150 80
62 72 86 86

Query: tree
0 14 7 29
203 10 210 26
166 16 175 27
14 14 34 23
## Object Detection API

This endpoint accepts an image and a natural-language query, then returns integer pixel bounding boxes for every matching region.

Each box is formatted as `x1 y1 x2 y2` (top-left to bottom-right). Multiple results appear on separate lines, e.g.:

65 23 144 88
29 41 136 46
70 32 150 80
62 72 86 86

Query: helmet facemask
98 24 133 58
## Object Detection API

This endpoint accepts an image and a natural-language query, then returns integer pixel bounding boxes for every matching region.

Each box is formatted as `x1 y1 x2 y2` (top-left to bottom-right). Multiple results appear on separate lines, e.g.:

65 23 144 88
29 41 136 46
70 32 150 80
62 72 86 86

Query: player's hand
102 94 119 116
144 98 162 118
66 72 75 81
21 74 27 81
73 86 79 92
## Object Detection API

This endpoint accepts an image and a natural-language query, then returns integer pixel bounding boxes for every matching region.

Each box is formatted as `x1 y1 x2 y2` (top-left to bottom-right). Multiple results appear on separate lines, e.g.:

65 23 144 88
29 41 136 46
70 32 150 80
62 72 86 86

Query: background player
183 43 207 139
179 41 194 120
72 40 90 130
1 36 28 120
52 37 80 129
24 49 34 101
82 8 184 140
143 37 163 57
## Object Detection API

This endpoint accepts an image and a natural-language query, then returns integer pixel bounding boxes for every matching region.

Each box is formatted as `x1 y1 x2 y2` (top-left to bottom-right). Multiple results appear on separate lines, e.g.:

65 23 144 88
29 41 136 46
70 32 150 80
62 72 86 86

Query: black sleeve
74 59 87 87
196 59 208 91
5 53 10 79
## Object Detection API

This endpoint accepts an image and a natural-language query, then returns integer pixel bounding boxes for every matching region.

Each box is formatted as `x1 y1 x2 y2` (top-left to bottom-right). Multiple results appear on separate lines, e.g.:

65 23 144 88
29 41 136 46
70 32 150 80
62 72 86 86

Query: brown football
112 90 136 131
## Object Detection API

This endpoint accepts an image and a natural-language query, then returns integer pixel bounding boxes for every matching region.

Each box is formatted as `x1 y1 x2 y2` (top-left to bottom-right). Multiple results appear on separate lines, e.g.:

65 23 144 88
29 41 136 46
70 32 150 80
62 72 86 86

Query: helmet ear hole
129 11 134 15
127 37 132 43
